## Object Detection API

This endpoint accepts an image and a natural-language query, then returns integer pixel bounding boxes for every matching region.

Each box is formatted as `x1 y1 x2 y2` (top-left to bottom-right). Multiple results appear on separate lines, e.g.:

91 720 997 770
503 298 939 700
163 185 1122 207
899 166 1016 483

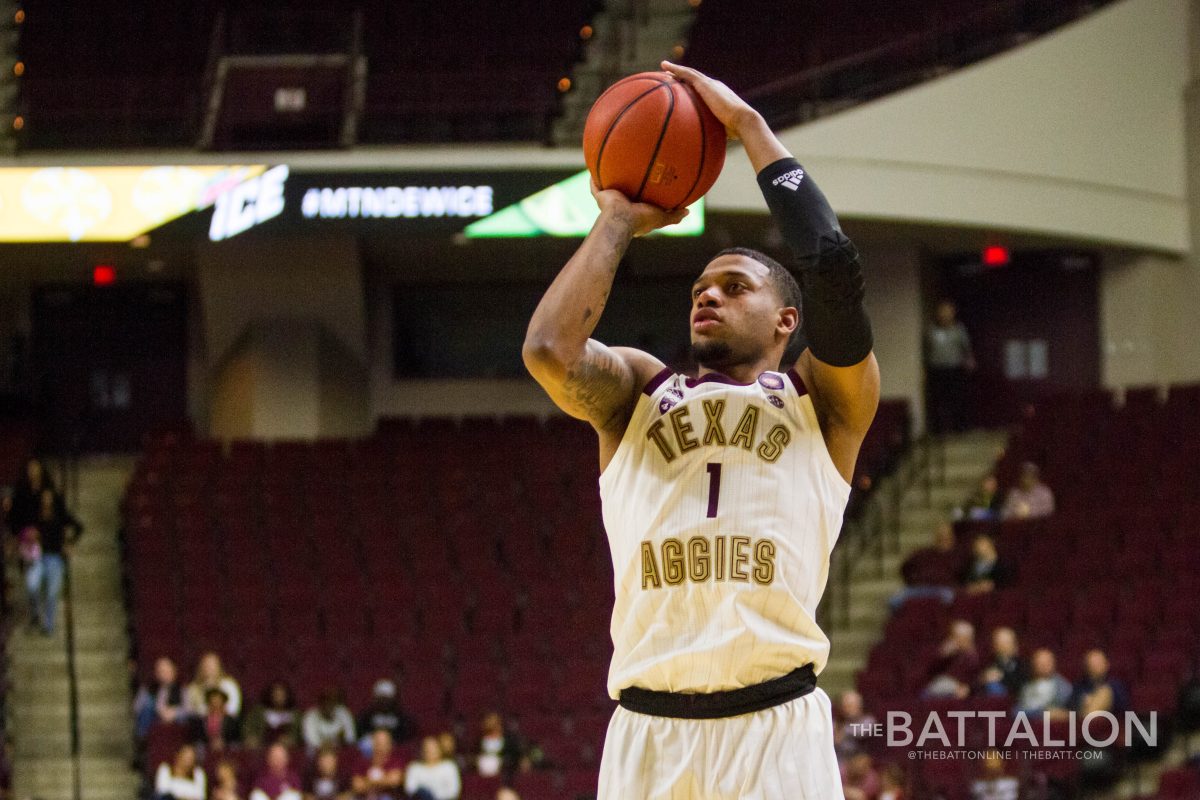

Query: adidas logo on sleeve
771 167 806 191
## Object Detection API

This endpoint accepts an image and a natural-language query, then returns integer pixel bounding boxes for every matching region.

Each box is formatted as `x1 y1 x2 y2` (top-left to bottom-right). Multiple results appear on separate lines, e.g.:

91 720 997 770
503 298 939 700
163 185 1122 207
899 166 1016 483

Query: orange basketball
582 71 727 211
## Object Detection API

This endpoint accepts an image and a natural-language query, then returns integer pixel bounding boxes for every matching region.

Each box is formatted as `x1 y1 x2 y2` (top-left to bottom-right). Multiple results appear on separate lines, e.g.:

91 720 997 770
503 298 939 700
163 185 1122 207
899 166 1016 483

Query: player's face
689 255 792 369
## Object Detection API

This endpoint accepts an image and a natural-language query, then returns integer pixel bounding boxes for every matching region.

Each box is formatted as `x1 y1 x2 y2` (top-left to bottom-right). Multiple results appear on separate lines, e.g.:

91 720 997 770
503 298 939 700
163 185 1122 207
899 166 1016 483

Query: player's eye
728 282 743 293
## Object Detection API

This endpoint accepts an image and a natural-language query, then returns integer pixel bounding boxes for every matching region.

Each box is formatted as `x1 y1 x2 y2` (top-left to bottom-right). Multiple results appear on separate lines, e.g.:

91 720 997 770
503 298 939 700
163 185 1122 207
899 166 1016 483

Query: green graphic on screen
464 169 704 238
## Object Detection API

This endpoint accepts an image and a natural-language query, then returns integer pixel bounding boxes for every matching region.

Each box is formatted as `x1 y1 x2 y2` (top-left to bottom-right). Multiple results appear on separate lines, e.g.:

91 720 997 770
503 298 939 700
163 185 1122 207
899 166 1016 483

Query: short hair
712 247 805 365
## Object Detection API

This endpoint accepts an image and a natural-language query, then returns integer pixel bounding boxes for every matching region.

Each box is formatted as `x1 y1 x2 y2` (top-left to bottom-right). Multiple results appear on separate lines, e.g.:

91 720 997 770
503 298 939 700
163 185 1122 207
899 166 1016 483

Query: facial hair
690 339 734 368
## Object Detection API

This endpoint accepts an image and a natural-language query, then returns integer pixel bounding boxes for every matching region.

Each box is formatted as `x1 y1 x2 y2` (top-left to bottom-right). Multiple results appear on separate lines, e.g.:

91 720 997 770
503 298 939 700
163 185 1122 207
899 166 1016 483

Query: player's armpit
524 339 663 435
798 349 880 484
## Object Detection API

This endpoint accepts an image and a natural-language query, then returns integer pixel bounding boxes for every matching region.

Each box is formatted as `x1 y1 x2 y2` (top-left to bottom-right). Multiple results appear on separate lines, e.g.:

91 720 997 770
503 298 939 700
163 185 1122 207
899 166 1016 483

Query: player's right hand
591 180 689 238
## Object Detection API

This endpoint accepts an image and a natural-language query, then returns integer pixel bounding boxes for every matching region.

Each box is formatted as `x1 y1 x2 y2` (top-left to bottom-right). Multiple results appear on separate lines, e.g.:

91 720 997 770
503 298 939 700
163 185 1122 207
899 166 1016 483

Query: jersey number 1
706 462 722 518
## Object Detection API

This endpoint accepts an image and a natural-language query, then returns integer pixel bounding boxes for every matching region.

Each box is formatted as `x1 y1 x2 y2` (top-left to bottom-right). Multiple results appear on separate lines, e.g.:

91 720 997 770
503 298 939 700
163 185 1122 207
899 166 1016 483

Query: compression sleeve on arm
757 157 873 367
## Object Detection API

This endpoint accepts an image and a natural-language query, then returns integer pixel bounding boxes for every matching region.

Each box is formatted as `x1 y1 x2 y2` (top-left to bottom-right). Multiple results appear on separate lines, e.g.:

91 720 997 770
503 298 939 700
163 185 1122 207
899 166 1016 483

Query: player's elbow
521 333 570 379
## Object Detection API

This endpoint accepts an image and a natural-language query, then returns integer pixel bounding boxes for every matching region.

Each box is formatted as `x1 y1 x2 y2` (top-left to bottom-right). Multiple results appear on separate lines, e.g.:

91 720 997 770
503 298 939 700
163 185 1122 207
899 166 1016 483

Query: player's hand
660 61 757 140
591 180 688 238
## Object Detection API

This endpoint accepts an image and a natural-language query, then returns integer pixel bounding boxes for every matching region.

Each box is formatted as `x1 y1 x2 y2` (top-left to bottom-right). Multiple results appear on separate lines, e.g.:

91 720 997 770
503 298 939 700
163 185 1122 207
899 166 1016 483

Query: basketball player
523 62 879 799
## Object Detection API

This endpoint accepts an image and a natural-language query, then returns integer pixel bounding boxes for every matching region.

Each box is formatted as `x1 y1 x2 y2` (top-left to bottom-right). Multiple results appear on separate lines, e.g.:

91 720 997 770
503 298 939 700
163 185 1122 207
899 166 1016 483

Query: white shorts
597 687 844 800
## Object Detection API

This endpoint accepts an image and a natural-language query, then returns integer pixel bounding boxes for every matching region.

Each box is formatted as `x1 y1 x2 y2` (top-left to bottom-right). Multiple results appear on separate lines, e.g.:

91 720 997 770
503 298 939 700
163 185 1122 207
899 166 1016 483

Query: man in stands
969 749 1019 800
924 299 975 434
977 627 1027 697
890 521 963 610
955 474 1002 521
961 533 1015 595
923 619 980 699
356 679 417 751
1016 648 1072 718
351 730 405 800
1070 649 1129 717
302 688 356 753
1001 462 1055 520
833 690 876 761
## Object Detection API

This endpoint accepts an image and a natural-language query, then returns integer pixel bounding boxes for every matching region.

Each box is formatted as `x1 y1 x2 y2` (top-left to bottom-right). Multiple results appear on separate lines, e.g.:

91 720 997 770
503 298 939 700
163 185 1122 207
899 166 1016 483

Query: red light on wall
93 264 116 286
982 245 1010 267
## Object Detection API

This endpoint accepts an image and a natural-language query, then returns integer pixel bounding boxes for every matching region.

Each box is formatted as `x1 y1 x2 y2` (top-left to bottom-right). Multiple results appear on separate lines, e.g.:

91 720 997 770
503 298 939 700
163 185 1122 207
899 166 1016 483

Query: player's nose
694 286 722 308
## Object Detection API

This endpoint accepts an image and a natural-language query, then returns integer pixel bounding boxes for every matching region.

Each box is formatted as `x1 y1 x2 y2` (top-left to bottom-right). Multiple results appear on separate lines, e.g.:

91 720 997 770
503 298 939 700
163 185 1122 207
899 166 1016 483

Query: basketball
582 71 727 211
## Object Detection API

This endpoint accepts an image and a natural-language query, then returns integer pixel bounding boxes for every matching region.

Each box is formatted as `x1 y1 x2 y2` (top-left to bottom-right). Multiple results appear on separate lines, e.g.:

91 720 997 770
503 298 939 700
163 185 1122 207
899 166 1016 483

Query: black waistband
618 664 817 720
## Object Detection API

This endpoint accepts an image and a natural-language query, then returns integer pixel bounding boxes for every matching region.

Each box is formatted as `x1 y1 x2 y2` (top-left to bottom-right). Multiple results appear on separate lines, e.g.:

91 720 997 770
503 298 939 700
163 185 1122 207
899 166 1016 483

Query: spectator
305 745 350 800
437 732 464 773
1016 649 1072 718
357 679 417 749
1069 649 1128 717
890 522 962 610
969 749 1019 800
924 299 975 434
475 712 525 779
960 534 1015 595
185 651 242 717
955 474 1002 522
351 730 405 800
495 791 521 800
841 752 882 800
154 743 206 800
405 735 462 800
8 457 53 532
251 742 304 800
244 680 301 748
30 487 82 635
1001 462 1055 520
833 690 877 761
977 627 1027 697
16 522 42 631
879 763 906 800
923 620 980 699
302 688 356 752
134 657 187 741
190 687 241 753
211 759 243 800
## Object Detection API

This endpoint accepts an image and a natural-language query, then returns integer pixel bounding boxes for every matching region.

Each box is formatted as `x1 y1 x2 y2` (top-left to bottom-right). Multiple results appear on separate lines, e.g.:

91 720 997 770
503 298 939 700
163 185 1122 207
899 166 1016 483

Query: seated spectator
833 690 877 760
969 749 1018 800
1001 462 1055 520
890 522 963 610
405 735 462 800
977 627 1027 697
955 474 1002 521
495 790 520 800
437 731 464 773
302 688 356 752
211 759 243 800
841 752 881 800
154 743 206 800
351 730 405 800
923 620 979 699
1016 648 1072 718
475 712 526 779
134 657 186 742
960 534 1015 595
244 680 301 748
185 651 242 718
305 745 350 800
1069 649 1129 717
190 687 241 754
879 763 906 800
250 742 304 800
357 680 417 750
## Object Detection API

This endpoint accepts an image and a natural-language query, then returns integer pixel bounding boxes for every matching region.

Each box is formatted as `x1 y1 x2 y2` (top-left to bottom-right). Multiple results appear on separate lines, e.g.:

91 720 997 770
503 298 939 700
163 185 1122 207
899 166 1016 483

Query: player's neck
696 358 781 384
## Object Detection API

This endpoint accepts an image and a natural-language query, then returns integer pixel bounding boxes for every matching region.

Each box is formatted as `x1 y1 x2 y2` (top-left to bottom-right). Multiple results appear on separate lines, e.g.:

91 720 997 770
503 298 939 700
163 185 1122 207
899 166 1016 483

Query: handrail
740 0 1117 130
59 431 84 800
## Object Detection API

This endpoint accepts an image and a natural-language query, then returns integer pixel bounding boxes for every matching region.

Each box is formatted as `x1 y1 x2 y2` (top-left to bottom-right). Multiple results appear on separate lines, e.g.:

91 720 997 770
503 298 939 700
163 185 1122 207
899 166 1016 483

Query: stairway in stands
819 430 1009 699
8 457 139 800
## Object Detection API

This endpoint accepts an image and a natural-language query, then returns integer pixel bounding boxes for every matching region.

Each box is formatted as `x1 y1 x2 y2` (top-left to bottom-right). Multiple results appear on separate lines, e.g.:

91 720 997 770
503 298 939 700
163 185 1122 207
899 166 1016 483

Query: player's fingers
660 60 706 84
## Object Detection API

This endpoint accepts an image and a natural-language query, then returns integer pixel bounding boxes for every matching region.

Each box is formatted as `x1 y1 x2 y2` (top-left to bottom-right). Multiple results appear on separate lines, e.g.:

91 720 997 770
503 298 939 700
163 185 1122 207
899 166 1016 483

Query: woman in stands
184 651 242 717
153 743 206 800
133 657 186 743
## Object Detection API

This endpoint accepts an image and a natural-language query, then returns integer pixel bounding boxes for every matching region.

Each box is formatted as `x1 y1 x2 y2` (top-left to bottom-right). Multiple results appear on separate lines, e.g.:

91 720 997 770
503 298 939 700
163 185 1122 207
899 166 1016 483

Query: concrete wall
710 0 1192 254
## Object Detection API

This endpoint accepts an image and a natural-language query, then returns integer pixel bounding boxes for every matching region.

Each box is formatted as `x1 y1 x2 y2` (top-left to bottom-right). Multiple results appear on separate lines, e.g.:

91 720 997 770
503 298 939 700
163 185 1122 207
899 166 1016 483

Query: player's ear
777 306 799 337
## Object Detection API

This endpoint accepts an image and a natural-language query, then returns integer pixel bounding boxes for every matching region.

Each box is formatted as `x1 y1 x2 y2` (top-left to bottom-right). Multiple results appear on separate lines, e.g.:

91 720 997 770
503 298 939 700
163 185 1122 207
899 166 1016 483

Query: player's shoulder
609 347 670 393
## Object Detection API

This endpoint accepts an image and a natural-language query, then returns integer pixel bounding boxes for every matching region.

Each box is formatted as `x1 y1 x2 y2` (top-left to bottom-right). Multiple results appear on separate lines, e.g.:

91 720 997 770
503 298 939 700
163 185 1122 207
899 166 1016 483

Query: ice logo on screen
208 165 289 242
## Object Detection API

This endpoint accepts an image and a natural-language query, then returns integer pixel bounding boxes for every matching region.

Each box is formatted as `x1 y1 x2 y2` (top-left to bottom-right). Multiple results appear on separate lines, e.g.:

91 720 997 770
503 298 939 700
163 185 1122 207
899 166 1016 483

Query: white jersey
598 367 851 699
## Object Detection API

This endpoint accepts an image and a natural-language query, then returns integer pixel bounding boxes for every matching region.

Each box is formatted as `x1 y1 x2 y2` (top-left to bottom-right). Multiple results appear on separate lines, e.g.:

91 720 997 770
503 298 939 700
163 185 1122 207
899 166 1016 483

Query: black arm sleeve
757 157 873 367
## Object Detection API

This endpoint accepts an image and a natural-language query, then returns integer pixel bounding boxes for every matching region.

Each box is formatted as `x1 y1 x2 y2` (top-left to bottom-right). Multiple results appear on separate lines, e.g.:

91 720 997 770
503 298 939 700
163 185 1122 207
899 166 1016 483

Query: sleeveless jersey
598 367 852 699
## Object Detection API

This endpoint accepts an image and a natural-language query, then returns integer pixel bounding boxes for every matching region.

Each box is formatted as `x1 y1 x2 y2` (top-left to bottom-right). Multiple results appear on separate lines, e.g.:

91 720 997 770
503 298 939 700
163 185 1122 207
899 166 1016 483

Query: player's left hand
661 60 757 140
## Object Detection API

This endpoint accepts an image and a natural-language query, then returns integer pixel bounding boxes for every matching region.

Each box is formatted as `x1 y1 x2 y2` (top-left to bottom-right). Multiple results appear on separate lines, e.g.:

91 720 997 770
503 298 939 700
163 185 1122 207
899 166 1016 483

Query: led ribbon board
464 169 704 238
0 165 270 242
